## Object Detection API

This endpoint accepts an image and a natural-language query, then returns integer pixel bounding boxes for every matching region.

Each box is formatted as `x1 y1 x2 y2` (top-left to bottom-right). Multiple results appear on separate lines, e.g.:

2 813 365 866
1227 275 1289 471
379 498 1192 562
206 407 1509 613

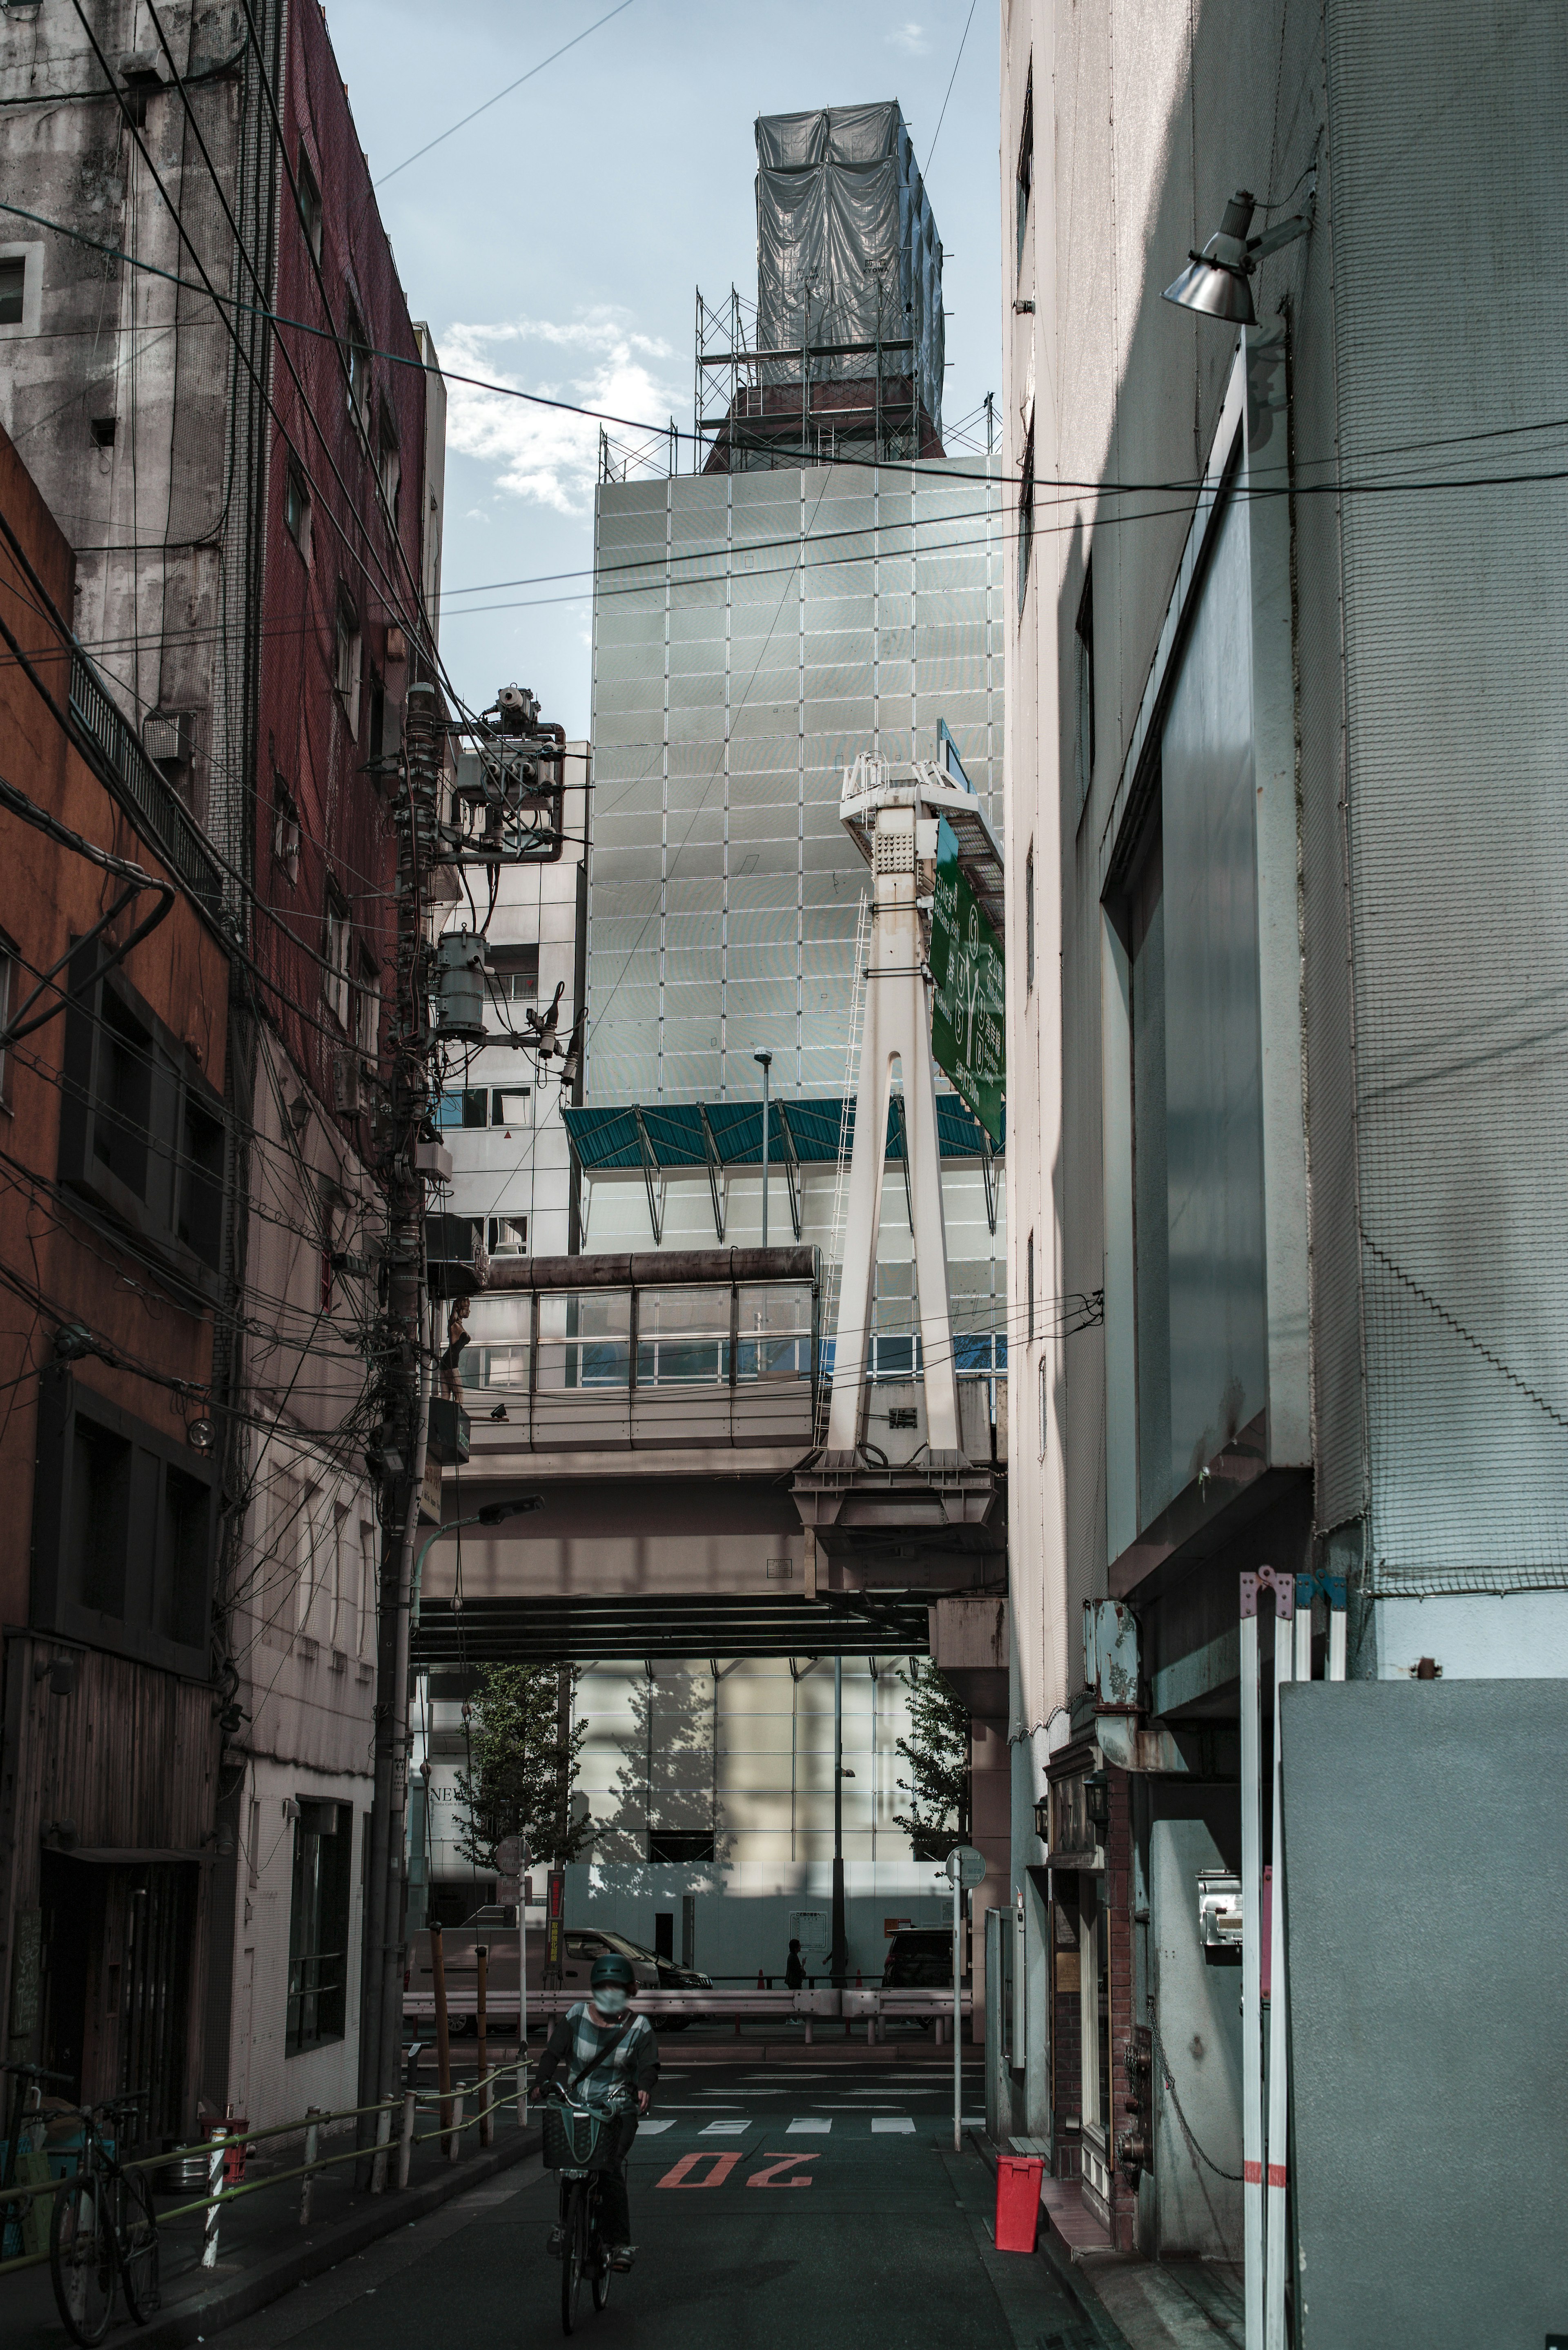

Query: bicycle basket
541 2105 612 2172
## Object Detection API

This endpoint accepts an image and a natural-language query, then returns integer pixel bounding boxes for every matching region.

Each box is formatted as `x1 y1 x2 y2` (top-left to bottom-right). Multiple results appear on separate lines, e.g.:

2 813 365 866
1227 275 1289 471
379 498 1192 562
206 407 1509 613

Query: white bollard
370 2102 392 2196
300 2109 321 2225
448 2092 464 2164
201 2133 227 2270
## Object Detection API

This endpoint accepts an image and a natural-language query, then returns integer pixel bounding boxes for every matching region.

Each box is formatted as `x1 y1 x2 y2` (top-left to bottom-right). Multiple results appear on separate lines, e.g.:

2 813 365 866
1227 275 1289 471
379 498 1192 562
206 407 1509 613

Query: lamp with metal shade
1163 182 1316 325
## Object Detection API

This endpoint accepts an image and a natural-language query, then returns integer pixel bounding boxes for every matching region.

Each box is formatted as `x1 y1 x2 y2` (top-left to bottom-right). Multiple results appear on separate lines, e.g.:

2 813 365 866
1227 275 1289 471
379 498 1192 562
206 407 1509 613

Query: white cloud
887 20 929 53
441 310 679 515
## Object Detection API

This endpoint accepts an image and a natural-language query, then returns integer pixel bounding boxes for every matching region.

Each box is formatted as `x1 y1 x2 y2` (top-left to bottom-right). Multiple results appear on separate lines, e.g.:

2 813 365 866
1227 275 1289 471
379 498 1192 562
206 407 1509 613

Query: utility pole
831 1654 847 1984
358 678 567 2173
358 678 442 2171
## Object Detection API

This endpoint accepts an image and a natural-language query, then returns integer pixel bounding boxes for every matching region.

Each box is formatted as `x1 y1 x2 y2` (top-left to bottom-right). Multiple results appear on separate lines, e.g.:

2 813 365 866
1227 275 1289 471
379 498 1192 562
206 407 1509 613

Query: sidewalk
4 2098 542 2350
971 2131 1245 2350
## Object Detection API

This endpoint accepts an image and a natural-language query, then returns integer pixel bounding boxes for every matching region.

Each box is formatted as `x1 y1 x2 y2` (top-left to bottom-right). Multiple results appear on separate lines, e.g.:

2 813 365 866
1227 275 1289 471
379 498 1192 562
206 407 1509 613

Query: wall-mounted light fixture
1163 181 1316 326
186 1414 217 1452
34 1656 76 1698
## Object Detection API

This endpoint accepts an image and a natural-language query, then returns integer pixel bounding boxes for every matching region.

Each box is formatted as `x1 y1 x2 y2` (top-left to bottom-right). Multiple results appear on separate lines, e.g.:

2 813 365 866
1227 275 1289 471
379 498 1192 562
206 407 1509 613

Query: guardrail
403 1984 975 2047
0 2059 532 2284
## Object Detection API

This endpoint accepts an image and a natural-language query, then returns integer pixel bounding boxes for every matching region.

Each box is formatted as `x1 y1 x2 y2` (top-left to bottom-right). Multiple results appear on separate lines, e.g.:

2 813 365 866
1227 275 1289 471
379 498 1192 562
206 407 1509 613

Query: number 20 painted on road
655 2152 819 2189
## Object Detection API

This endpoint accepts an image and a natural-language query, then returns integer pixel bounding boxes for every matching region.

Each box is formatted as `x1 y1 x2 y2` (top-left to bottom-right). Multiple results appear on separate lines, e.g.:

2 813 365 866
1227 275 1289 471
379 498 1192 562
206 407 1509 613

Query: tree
893 1658 971 1858
452 1663 592 1873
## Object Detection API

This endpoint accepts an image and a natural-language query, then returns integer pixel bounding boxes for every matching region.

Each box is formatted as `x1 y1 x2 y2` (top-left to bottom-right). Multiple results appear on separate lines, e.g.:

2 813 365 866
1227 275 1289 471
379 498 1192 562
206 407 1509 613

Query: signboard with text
929 817 1005 1144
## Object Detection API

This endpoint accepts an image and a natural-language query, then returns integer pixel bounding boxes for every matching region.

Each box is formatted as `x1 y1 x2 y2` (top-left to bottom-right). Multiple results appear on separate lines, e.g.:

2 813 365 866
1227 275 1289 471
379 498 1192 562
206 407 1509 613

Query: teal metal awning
564 1093 1003 1176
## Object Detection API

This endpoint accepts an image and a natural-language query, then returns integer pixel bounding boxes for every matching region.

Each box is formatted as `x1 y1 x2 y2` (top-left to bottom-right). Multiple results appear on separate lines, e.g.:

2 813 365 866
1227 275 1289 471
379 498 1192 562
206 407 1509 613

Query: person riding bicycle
536 1951 657 2273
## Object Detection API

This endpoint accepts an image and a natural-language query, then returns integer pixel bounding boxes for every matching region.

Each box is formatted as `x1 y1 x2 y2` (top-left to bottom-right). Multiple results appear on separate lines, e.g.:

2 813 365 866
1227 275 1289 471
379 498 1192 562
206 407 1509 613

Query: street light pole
410 1493 543 1635
831 1654 846 1984
753 1050 772 1250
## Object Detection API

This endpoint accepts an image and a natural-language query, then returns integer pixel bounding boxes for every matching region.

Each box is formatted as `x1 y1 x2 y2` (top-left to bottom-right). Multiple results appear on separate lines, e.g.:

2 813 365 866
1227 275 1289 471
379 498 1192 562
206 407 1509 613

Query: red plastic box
994 2154 1044 2253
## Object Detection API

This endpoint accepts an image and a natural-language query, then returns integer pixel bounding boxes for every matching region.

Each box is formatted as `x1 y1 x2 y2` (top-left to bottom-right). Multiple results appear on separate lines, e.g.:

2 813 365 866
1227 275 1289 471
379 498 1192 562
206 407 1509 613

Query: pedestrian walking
785 1937 806 1989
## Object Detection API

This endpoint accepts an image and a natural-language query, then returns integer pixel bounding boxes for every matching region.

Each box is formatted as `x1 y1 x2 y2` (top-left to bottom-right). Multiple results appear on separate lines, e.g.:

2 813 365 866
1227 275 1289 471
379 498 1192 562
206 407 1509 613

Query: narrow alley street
207 2058 1101 2350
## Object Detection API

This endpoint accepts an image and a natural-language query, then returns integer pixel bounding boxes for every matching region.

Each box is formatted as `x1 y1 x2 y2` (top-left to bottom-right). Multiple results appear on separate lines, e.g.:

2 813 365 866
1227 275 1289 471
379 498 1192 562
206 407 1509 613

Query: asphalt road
216 2058 1105 2350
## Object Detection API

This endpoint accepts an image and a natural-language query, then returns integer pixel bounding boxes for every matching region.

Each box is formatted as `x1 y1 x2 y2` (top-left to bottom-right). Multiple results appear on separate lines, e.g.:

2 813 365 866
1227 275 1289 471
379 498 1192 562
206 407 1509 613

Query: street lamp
410 1493 542 1632
753 1050 772 1249
1162 183 1316 326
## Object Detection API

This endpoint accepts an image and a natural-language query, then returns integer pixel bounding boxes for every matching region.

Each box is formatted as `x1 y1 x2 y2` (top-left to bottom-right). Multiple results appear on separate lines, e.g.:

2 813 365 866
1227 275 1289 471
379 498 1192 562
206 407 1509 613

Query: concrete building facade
1001 0 1568 2312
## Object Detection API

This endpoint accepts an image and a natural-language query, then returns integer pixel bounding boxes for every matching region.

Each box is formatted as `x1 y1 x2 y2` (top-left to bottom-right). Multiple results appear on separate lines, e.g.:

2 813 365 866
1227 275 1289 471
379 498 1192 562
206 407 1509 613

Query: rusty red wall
252 1 431 1120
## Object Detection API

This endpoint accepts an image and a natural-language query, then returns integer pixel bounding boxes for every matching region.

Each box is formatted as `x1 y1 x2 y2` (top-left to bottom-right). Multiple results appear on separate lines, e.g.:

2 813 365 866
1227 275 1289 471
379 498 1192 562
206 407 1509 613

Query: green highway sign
929 817 1005 1144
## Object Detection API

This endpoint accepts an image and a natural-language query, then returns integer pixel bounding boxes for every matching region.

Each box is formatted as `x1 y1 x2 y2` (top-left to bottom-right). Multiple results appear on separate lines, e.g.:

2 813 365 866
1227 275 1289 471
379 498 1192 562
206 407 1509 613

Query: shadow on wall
592 1665 733 1893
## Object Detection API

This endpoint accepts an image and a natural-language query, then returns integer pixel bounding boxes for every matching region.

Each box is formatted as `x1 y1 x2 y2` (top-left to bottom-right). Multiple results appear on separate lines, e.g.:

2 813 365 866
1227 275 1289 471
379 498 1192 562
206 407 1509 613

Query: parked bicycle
46 2091 160 2345
539 2085 615 2336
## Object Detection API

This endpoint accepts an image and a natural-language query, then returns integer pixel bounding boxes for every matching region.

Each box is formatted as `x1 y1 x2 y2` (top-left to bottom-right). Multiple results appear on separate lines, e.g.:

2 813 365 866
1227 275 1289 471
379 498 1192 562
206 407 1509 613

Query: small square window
335 597 362 734
0 257 24 327
90 415 117 449
490 943 539 1003
344 303 371 426
355 952 380 1059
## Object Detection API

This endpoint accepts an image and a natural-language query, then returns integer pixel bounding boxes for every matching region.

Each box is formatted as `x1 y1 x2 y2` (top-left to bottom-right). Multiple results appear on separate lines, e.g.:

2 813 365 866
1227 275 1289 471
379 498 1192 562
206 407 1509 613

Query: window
1015 67 1034 277
344 301 371 428
648 1831 715 1865
58 949 224 1284
490 1088 529 1130
286 1799 352 2054
1076 562 1096 809
450 1088 530 1129
378 408 401 527
272 778 301 884
489 943 540 1003
325 894 351 1028
33 1377 217 1676
486 1216 527 1255
0 243 42 339
1025 846 1035 994
335 595 361 734
355 951 380 1059
283 466 310 556
295 149 322 263
90 415 117 449
1018 414 1035 611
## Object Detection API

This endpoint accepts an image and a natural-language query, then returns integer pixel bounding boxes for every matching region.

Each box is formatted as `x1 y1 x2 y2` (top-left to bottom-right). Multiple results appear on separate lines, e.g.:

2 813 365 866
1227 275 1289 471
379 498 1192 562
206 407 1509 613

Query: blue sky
326 0 1003 737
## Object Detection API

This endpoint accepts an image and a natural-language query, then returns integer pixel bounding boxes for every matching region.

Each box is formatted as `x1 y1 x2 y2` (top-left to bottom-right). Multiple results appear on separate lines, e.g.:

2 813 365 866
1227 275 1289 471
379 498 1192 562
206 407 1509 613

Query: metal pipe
831 1654 846 1984
1265 1600 1300 2350
1240 1592 1264 2350
952 1868 962 2152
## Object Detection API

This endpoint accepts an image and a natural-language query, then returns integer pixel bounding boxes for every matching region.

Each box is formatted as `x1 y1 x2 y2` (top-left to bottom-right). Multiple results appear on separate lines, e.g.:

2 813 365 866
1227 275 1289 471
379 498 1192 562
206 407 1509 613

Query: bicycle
539 2087 615 2336
46 2092 160 2346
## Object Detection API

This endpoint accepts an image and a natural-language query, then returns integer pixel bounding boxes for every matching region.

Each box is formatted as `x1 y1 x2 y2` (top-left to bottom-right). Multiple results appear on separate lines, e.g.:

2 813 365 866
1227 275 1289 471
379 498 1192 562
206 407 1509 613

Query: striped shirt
555 2002 657 2116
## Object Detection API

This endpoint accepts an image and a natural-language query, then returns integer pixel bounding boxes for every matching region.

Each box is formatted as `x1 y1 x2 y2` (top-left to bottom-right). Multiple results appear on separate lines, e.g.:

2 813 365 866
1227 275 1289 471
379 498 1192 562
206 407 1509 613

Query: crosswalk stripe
786 2117 832 2135
638 2118 675 2134
699 2120 752 2135
871 2117 916 2134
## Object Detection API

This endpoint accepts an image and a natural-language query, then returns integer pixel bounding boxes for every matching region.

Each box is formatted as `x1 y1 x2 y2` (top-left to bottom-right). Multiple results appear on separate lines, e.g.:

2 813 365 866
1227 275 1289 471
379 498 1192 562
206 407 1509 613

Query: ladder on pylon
817 889 871 1444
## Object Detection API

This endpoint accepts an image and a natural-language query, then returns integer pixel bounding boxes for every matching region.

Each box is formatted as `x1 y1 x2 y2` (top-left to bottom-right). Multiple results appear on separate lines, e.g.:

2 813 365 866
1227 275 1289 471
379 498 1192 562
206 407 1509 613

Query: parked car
407 1911 712 2032
882 1928 967 1990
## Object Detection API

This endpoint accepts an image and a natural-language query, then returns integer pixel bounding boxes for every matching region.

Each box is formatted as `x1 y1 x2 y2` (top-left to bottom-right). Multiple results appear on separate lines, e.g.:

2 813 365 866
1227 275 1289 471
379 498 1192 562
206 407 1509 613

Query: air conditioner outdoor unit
332 1052 364 1115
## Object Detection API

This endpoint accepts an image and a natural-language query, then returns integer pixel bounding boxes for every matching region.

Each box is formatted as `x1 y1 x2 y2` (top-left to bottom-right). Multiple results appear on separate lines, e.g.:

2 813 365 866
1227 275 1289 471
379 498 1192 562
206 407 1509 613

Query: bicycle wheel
559 2181 586 2336
118 2172 161 2323
589 2183 612 2312
51 2176 116 2346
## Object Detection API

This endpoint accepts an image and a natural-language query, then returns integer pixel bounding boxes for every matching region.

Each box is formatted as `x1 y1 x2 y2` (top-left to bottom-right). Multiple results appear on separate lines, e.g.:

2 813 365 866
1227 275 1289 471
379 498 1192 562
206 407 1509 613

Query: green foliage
452 1663 592 1873
893 1657 971 1859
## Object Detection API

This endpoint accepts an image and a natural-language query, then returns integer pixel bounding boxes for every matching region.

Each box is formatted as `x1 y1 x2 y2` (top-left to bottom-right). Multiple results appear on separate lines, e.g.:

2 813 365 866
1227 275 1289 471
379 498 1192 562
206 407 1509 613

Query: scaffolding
692 284 938 475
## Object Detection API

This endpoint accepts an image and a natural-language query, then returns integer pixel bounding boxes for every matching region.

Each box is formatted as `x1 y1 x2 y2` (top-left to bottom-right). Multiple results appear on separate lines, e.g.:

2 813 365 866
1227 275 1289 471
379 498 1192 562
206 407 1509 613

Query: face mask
595 1986 628 2016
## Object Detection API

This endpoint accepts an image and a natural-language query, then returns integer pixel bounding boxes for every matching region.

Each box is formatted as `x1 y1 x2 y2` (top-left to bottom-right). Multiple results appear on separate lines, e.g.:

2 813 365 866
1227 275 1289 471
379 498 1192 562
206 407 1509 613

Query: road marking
786 2117 831 2134
699 2120 752 2136
655 2151 744 2189
747 2153 818 2188
871 2117 917 2134
637 2119 675 2134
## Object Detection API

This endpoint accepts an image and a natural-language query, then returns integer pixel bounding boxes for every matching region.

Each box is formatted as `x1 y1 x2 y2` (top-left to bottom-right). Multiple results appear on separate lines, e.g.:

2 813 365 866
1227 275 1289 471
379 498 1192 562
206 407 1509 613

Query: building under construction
697 102 946 472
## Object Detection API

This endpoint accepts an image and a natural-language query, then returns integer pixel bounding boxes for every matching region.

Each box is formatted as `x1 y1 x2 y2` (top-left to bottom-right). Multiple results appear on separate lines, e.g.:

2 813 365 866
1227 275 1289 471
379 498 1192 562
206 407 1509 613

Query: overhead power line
373 1 639 185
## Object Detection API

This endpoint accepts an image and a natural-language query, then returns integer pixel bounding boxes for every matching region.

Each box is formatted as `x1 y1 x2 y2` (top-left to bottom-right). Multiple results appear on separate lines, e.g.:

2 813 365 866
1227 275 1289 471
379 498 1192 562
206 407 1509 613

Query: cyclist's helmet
590 1951 637 1997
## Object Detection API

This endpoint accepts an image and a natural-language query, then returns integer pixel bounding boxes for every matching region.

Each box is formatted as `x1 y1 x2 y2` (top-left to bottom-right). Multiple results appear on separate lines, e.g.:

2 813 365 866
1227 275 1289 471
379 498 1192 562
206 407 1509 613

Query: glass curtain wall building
587 456 1004 1105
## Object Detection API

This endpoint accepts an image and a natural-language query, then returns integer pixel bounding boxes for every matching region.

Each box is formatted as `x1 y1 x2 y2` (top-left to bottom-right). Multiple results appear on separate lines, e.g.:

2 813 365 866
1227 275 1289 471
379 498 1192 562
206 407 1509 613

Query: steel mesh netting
1328 1 1568 1576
